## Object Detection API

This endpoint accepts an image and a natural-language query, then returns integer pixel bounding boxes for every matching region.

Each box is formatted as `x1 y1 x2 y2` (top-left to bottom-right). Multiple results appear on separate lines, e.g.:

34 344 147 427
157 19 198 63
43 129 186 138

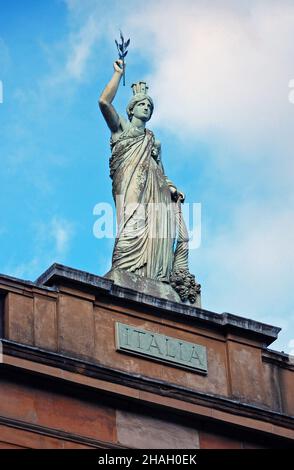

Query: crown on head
131 81 149 96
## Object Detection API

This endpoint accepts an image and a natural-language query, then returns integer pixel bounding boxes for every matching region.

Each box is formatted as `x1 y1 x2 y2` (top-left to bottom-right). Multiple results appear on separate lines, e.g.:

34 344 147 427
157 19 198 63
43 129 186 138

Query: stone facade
0 263 293 448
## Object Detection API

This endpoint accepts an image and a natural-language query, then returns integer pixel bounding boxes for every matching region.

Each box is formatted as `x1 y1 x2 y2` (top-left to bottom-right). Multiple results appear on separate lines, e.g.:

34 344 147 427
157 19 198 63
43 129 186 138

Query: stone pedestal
105 268 201 307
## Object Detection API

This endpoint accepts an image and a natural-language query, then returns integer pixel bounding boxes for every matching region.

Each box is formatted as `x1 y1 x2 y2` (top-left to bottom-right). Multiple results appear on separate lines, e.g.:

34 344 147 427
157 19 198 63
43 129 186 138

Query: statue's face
131 99 152 122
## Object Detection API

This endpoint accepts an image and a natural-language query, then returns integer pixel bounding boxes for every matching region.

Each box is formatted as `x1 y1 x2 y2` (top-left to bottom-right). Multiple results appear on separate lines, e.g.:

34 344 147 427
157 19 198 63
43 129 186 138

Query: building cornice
1 339 293 440
33 264 281 347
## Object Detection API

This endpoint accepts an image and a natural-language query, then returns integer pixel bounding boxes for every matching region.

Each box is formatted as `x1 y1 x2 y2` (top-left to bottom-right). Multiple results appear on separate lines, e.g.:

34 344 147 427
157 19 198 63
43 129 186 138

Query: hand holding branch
113 59 125 75
115 31 130 86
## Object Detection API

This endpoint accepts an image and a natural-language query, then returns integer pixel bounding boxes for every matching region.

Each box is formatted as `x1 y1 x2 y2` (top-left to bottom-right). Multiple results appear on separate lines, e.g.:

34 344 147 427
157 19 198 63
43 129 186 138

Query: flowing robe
110 125 177 282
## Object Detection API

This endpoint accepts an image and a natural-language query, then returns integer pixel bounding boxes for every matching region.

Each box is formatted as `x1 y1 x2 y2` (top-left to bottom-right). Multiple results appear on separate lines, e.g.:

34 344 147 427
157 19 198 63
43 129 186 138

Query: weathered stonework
105 268 183 303
0 263 293 449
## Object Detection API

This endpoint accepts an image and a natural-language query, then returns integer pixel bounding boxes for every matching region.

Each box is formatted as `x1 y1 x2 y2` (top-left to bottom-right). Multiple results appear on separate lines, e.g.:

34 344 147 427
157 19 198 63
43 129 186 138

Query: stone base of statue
104 268 201 307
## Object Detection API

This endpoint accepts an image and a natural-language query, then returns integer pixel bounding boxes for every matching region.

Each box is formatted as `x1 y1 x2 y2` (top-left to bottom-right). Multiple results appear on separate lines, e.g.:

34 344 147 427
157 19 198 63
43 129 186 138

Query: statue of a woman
99 60 200 303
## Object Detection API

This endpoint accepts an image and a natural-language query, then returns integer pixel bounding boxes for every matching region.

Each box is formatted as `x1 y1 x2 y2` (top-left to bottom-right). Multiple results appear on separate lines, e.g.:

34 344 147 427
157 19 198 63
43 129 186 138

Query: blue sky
0 0 293 353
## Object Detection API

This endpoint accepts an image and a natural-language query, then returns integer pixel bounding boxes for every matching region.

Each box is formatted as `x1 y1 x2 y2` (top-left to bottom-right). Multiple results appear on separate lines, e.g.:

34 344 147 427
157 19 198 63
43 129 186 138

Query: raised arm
99 60 124 133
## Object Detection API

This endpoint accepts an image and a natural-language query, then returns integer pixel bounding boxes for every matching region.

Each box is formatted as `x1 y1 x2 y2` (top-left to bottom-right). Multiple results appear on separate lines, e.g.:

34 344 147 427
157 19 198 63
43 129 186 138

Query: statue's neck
130 117 146 131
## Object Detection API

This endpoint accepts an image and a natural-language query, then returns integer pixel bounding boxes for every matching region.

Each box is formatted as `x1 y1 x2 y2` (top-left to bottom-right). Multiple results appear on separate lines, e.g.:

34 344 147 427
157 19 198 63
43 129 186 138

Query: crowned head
126 81 154 122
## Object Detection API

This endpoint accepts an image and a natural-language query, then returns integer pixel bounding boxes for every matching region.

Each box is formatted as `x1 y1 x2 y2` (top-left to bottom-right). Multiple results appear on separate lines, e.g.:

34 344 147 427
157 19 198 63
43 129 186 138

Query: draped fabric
110 125 177 282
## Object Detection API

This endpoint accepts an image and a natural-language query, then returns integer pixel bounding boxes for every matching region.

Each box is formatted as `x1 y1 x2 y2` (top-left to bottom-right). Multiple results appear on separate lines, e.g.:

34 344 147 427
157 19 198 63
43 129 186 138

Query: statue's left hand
170 187 185 203
177 191 185 203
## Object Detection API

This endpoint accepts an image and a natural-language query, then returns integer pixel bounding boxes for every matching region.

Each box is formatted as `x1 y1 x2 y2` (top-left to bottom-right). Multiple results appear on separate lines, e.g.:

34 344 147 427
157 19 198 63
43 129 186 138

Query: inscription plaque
115 322 207 373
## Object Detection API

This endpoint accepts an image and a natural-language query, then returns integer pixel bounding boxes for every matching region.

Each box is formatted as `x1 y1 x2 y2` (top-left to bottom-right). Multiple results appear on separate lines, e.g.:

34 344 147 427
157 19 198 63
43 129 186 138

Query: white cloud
5 217 74 280
56 0 294 179
125 1 294 150
43 18 100 86
65 16 99 80
50 217 73 255
46 0 123 85
193 203 294 351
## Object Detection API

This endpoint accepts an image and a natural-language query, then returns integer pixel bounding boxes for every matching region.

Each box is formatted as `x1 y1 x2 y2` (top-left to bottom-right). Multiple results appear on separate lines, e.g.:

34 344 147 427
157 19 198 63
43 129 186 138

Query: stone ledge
0 264 282 346
34 263 281 346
